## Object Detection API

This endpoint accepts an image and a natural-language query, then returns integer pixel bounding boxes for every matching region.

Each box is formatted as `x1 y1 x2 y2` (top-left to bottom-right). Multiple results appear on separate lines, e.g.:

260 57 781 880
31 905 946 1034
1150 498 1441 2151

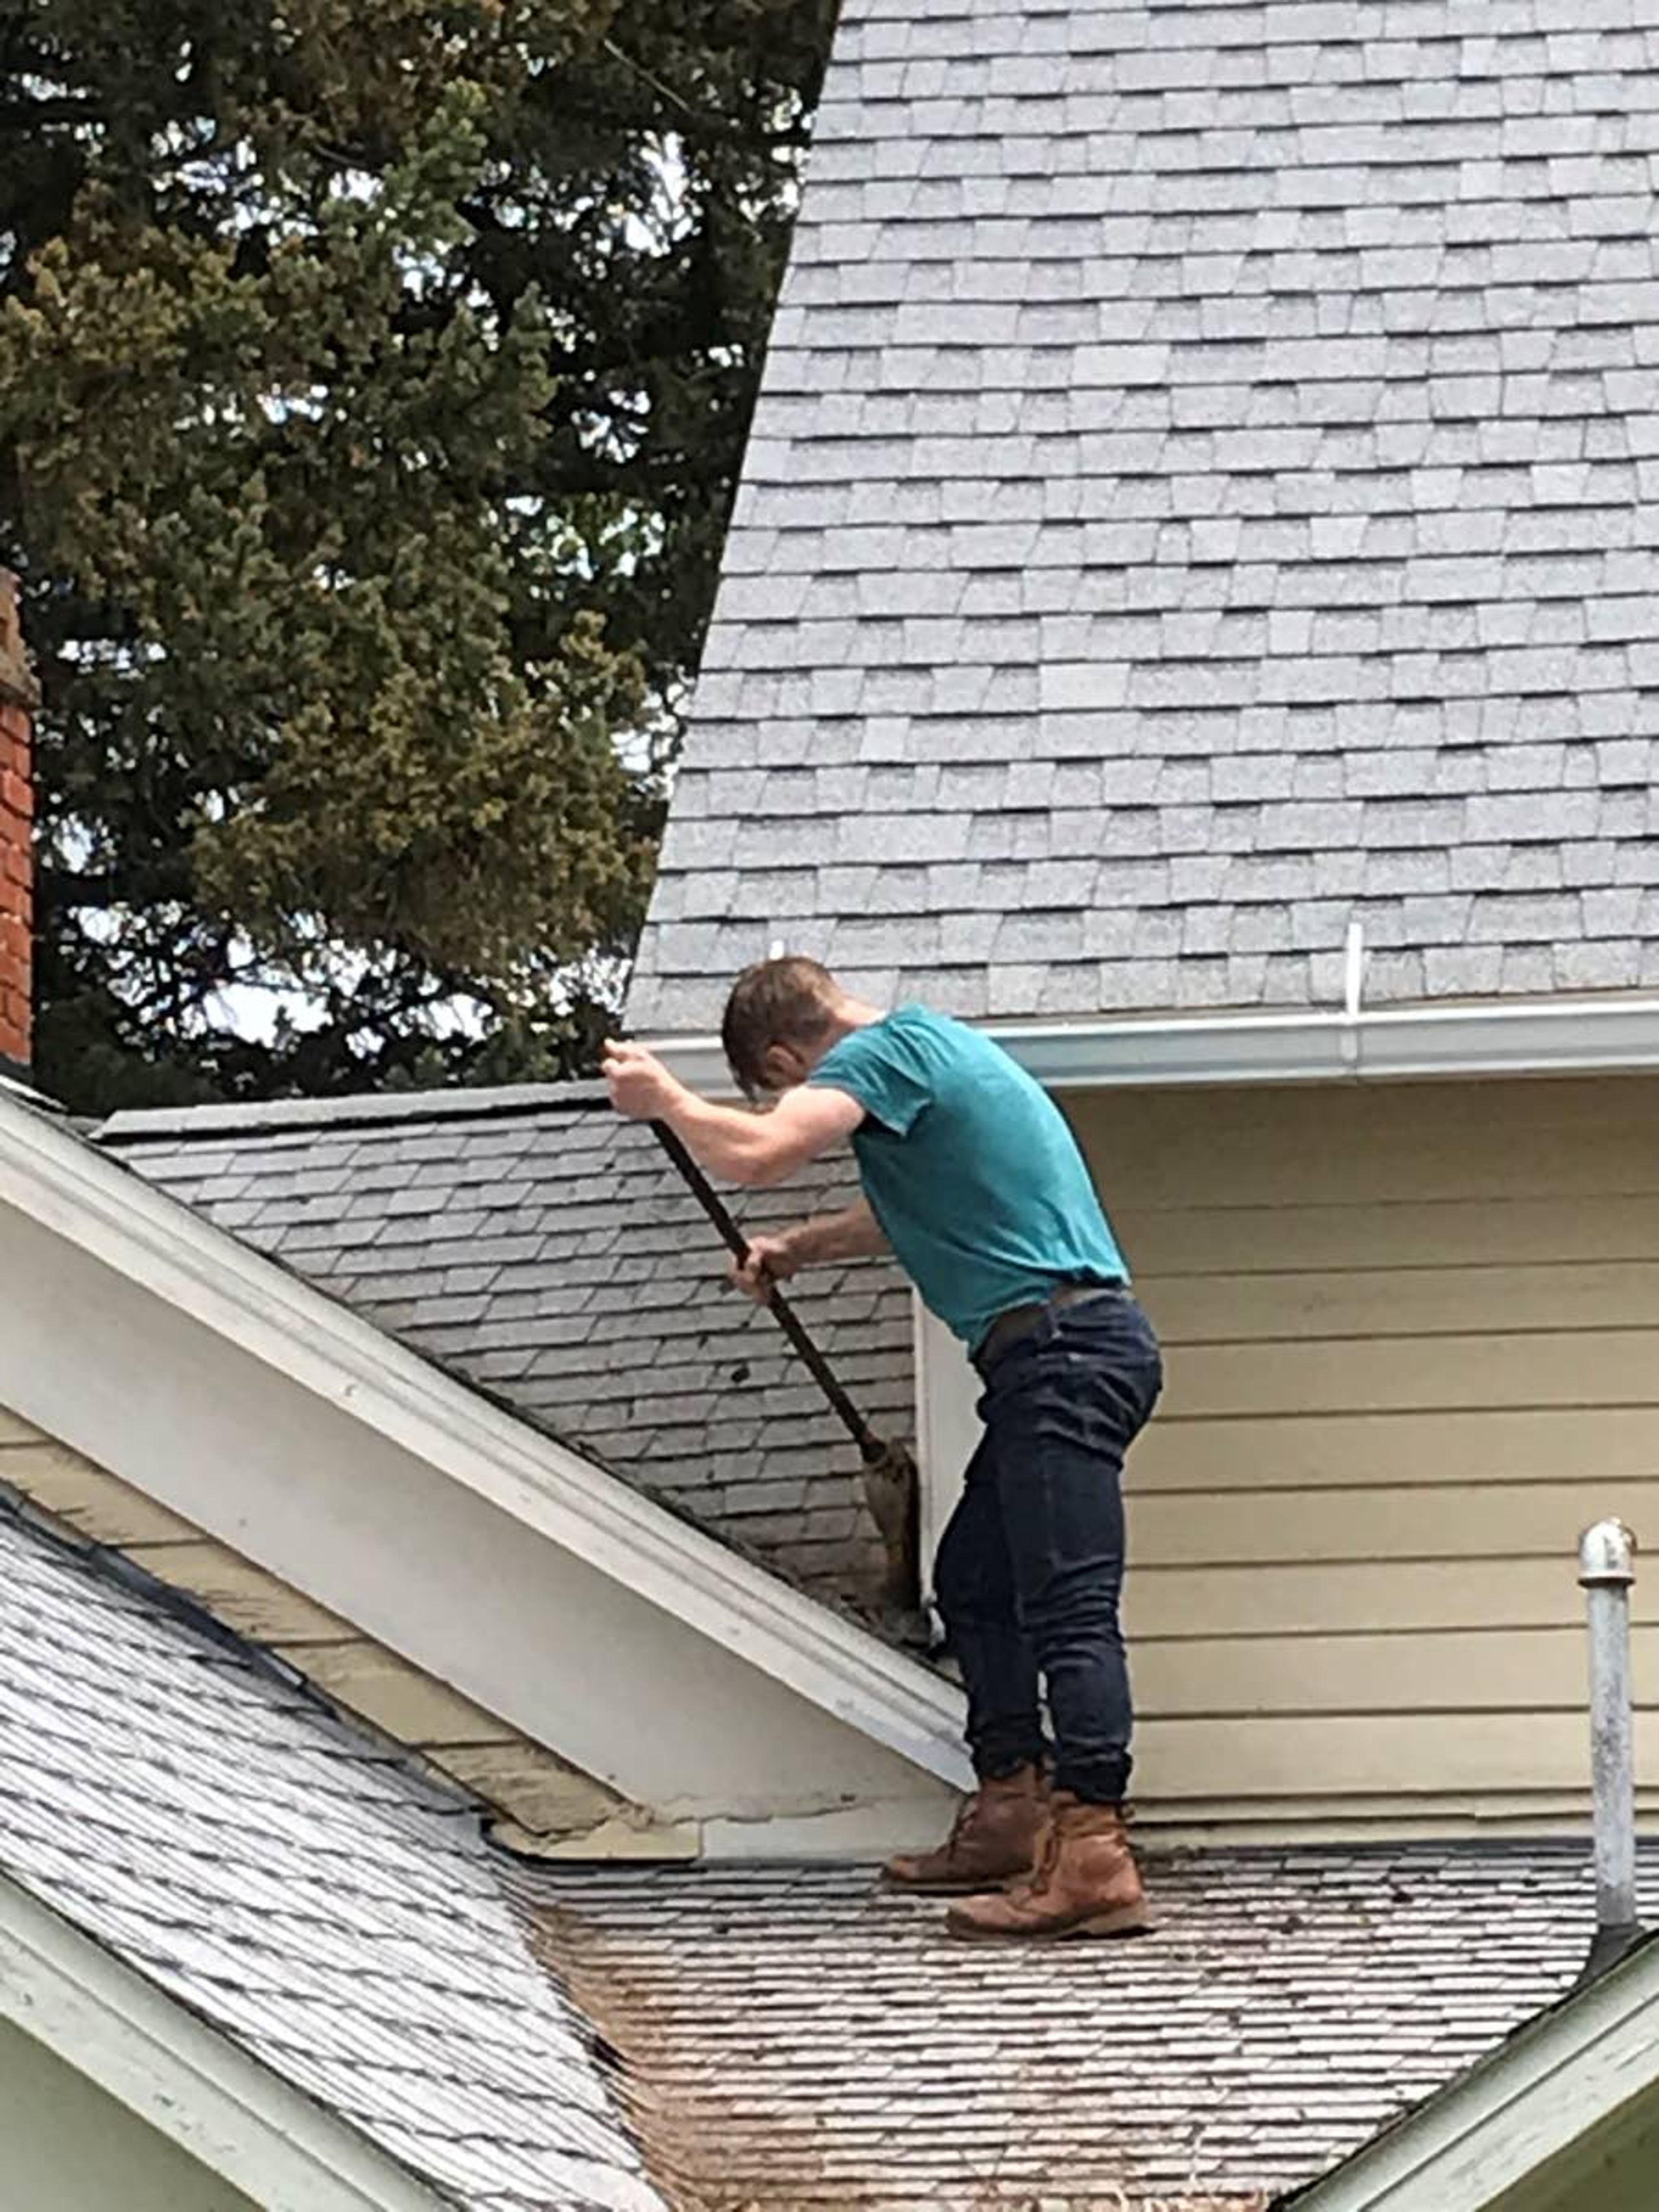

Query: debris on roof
530 1843 1645 2211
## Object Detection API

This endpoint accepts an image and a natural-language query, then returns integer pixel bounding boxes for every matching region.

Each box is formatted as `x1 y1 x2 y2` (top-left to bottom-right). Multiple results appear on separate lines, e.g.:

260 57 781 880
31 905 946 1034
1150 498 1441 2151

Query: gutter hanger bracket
1340 917 1366 1073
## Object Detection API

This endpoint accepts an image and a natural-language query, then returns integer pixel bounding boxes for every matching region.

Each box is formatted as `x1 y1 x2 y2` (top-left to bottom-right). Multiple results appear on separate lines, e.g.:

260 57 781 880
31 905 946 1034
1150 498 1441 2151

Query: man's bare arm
789 1200 887 1264
601 1038 863 1186
732 1201 887 1302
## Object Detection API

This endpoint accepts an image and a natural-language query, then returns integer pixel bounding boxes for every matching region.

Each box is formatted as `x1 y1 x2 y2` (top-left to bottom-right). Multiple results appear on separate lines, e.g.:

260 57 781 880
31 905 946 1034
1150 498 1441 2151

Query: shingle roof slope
629 0 1659 1035
100 1087 912 1608
0 1505 668 2212
10 1500 1633 2212
531 1845 1643 2211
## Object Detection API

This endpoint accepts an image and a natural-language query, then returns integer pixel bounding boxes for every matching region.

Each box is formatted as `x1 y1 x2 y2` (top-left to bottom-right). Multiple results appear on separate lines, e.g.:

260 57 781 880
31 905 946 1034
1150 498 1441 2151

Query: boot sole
945 1904 1153 1943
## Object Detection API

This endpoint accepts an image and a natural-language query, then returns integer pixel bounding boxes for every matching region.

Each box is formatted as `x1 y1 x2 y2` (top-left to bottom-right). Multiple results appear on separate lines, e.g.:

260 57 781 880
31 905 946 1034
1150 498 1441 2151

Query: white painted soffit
1278 1934 1659 2212
649 991 1659 1095
0 1088 967 1796
0 1875 449 2212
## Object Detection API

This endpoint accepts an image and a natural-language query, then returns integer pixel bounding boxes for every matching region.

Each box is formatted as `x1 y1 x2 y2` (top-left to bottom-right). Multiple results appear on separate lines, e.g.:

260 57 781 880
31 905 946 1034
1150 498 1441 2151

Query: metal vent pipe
1578 1518 1642 1979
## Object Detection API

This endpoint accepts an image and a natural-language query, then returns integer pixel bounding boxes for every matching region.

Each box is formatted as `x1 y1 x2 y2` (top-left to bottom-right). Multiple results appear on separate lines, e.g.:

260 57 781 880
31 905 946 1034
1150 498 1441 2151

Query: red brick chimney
0 572 35 1077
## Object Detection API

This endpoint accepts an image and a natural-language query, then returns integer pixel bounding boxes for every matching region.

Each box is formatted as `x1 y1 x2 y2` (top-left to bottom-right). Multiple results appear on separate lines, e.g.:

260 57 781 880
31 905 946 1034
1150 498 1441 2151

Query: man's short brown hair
721 956 838 1095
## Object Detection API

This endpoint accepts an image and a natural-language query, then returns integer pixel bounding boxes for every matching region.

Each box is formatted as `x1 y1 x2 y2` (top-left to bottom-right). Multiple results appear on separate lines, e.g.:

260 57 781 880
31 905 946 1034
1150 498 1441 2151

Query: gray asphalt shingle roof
0 1504 667 2212
4 1485 1635 2212
628 0 1659 1035
99 1086 913 1612
531 1847 1641 2211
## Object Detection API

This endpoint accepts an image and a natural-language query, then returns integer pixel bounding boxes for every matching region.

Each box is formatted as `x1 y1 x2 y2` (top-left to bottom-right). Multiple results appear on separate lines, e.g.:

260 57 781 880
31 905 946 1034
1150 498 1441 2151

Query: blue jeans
933 1291 1163 1805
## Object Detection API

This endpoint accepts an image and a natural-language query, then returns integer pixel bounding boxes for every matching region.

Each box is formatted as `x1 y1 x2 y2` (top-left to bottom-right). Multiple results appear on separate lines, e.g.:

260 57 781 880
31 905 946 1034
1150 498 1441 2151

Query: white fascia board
1281 1939 1659 2212
0 1874 447 2212
648 994 1659 1095
0 1091 967 1791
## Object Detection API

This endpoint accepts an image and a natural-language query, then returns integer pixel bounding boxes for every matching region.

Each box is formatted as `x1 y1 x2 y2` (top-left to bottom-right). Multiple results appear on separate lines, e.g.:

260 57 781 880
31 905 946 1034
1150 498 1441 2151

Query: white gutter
649 992 1659 1096
0 1875 450 2212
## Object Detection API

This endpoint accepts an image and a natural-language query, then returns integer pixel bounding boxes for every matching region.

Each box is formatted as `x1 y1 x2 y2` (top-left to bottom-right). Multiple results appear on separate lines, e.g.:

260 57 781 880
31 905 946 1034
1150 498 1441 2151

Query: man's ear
760 1040 807 1093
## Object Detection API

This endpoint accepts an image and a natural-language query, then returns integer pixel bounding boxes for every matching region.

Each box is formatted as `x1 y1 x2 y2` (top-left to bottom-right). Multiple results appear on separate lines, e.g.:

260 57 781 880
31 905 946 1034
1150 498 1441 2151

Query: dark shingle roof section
8 1497 1625 2212
532 1846 1636 2211
0 1507 669 2212
629 1 1659 1034
100 1088 913 1610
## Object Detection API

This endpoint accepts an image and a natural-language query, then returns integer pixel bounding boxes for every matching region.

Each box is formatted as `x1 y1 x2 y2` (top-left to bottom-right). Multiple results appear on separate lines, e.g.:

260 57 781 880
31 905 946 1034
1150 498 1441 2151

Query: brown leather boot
883 1764 1049 1894
945 1792 1150 1940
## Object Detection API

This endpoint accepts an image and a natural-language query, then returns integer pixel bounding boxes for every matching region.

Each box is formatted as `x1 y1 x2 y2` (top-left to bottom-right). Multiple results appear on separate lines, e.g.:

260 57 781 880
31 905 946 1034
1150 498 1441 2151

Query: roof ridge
99 1078 612 1145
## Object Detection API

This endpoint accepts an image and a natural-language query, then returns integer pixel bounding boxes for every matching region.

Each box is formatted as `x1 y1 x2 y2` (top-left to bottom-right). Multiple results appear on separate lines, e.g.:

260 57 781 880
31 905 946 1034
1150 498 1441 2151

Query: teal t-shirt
807 1005 1128 1349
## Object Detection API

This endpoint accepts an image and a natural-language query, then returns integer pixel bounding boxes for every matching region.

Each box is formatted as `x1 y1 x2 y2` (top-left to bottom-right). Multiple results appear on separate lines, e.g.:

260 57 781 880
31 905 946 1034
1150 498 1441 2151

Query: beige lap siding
0 1405 688 1857
1063 1074 1659 1839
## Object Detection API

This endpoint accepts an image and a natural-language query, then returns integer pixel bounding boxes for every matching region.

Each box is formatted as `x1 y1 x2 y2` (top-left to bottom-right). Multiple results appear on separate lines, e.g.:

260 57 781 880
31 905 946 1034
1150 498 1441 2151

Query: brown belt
973 1281 1128 1372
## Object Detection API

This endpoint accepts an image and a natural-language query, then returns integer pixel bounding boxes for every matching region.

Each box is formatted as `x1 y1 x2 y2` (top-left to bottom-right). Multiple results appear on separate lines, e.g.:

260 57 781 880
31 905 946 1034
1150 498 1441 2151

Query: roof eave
648 991 1659 1096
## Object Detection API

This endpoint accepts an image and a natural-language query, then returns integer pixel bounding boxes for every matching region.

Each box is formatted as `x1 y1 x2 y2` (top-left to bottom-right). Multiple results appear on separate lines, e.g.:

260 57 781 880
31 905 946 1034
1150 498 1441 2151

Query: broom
650 1119 920 1623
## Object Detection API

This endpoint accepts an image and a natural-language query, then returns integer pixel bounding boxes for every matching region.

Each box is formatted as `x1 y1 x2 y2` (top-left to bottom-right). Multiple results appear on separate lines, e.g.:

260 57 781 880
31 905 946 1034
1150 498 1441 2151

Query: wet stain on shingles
520 1849 1606 2211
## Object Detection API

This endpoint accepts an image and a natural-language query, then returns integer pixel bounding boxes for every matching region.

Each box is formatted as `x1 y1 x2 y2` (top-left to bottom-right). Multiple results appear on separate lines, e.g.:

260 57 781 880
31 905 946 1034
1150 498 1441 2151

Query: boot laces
1026 1819 1064 1899
951 1777 1009 1843
950 1776 1023 1851
947 1796 979 1846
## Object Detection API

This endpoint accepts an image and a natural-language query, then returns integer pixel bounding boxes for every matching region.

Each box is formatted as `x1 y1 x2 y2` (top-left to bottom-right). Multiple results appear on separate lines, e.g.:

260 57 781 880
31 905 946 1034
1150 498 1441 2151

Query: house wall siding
0 1405 686 1858
994 1072 1659 1835
1491 2083 1659 2212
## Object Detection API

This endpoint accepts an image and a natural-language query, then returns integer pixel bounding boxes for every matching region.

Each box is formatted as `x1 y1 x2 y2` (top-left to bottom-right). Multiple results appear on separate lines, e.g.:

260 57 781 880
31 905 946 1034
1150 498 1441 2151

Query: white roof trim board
1281 1934 1659 2212
0 1875 449 2212
0 1088 969 1827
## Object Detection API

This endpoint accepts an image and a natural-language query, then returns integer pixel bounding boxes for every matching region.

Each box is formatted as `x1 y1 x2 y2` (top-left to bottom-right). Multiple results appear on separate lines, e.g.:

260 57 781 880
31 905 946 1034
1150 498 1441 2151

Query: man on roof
603 957 1162 1943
